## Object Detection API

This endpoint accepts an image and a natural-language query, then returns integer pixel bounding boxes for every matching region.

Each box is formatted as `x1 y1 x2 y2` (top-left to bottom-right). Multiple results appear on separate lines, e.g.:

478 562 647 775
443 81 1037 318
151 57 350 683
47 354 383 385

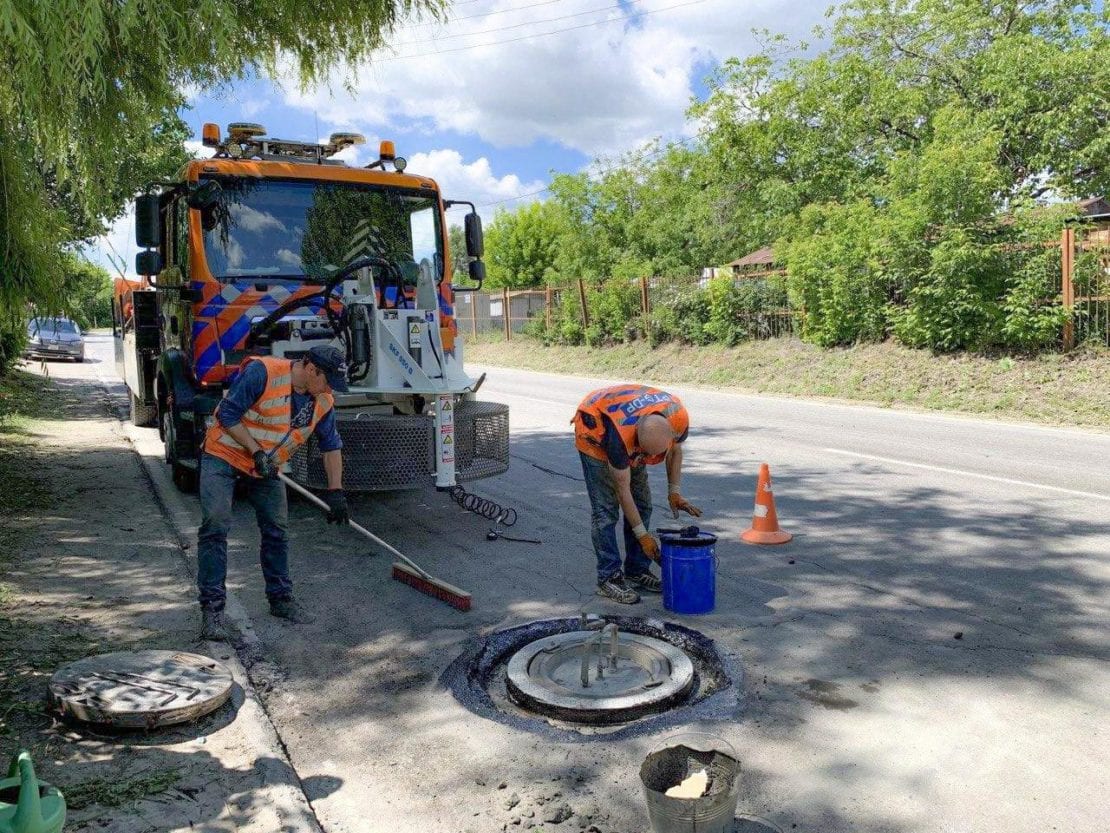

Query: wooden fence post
502 286 511 341
1062 227 1075 350
545 285 553 330
470 291 478 340
577 278 590 328
640 276 650 317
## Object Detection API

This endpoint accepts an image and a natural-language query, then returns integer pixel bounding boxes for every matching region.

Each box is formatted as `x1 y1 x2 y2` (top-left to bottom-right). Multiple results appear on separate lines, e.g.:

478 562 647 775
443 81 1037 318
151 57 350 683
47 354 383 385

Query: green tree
0 0 444 371
485 200 568 288
60 255 114 330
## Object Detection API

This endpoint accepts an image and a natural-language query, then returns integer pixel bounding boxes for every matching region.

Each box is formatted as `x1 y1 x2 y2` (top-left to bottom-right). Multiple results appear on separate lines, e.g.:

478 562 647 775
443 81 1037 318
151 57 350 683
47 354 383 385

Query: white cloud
406 149 546 222
282 0 816 157
184 140 215 159
276 248 303 267
231 204 287 234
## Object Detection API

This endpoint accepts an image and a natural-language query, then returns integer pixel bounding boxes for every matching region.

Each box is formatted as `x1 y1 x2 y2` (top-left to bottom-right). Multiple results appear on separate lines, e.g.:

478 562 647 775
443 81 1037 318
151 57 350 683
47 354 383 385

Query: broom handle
277 473 431 580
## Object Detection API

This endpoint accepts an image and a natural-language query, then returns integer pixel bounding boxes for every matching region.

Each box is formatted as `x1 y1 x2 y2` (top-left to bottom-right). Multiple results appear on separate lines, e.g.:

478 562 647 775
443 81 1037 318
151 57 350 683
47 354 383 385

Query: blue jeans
580 452 653 583
197 454 292 610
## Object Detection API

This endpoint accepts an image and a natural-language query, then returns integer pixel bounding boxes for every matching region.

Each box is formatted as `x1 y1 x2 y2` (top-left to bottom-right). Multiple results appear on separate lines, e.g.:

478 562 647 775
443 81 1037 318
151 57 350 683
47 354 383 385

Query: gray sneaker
269 598 316 624
199 608 229 642
596 575 640 605
626 570 663 594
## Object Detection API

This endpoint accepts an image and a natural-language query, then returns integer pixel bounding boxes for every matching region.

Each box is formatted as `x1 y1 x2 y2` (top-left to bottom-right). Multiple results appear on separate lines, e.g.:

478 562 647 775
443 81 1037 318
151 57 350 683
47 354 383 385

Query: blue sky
89 0 824 276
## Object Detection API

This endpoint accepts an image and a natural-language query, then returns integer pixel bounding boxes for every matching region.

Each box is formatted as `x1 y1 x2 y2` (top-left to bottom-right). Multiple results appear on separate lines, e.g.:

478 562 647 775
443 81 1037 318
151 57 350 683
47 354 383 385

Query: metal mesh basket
455 401 510 482
288 400 510 491
289 412 434 491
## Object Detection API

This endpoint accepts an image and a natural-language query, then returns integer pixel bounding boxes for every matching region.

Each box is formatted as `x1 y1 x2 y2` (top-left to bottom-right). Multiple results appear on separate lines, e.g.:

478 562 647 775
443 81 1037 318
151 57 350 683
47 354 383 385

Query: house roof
728 246 775 268
1078 196 1110 216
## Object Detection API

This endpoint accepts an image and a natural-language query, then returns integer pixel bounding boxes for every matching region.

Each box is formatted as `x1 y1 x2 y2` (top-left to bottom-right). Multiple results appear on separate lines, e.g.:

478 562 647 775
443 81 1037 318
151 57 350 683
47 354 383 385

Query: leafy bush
0 318 28 375
779 200 892 346
1000 247 1069 349
653 284 711 345
892 234 1005 351
588 279 642 343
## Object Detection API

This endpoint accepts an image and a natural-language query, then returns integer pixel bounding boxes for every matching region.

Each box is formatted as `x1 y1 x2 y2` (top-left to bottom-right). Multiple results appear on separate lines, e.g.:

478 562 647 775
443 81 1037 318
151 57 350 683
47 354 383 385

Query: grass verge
0 368 55 518
466 337 1110 430
65 769 183 810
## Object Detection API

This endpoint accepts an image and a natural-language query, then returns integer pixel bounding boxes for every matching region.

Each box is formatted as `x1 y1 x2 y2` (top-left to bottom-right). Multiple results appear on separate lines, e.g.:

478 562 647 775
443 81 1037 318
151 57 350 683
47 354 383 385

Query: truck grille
454 401 510 483
289 401 509 491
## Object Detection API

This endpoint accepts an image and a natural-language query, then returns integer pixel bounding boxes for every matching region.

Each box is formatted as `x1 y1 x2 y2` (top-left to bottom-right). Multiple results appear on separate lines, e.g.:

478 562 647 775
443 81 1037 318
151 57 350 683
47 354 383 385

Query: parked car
24 316 85 362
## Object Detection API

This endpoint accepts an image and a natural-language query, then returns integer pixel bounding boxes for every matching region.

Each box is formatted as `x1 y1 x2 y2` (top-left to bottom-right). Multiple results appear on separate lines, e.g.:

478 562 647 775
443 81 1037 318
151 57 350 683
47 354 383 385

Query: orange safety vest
573 385 689 466
204 357 335 476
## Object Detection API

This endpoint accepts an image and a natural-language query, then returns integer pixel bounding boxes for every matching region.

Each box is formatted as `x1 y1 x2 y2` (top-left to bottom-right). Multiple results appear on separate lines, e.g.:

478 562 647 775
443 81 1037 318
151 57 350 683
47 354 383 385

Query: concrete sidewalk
0 355 321 832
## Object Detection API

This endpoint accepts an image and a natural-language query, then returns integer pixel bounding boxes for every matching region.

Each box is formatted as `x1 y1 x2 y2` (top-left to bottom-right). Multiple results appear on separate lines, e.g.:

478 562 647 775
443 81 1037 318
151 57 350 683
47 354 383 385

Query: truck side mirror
135 194 160 249
187 179 222 210
464 212 484 258
136 250 163 276
467 259 486 288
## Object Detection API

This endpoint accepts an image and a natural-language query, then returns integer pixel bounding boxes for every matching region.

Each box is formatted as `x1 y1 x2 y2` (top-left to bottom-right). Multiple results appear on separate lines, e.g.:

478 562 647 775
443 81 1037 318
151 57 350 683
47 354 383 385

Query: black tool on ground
449 484 518 526
486 526 542 544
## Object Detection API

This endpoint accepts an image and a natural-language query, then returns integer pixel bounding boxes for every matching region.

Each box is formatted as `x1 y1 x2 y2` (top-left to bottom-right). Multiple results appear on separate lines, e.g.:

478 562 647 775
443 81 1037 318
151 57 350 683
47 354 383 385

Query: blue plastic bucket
659 527 718 615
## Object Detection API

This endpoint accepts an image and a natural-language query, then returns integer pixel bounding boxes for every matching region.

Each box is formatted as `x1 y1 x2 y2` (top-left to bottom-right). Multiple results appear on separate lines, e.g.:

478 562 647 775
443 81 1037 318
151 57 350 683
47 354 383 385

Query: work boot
626 570 663 594
269 598 316 624
199 608 229 642
596 575 640 605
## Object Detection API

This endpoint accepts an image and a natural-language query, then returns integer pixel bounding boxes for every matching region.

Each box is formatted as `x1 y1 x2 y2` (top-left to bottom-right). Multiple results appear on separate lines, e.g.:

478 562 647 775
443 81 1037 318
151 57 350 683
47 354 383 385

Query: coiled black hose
449 485 518 527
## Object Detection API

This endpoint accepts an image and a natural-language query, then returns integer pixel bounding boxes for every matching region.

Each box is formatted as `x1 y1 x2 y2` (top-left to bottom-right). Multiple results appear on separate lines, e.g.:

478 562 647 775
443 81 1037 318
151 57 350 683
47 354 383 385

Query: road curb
96 371 325 833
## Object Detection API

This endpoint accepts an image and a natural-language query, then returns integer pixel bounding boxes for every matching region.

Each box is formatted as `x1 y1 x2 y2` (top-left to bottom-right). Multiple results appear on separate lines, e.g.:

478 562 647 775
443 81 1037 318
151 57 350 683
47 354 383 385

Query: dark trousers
579 452 653 583
197 453 292 610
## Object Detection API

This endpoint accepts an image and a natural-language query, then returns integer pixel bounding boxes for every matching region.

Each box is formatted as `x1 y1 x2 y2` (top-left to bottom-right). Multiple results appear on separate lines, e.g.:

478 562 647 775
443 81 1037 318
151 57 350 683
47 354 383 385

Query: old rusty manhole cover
48 651 233 728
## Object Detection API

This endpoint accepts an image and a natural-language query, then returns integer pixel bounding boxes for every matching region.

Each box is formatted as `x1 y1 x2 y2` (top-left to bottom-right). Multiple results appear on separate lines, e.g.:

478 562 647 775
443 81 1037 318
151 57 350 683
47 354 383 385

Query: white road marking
825 448 1110 503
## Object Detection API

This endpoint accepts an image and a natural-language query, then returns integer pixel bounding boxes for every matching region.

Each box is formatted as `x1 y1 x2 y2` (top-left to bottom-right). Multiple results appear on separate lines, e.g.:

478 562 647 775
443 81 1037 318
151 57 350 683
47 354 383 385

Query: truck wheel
163 408 198 493
130 393 157 427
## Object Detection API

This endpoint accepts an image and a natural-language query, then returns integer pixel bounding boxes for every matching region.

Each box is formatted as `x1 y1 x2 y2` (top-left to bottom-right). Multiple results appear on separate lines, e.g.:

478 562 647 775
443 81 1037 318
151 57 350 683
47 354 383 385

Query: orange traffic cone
741 463 793 545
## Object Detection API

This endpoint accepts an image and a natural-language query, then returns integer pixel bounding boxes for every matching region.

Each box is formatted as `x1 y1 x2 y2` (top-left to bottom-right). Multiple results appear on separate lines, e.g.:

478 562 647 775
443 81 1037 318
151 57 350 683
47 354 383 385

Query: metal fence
461 223 1110 348
459 272 798 340
1065 225 1110 348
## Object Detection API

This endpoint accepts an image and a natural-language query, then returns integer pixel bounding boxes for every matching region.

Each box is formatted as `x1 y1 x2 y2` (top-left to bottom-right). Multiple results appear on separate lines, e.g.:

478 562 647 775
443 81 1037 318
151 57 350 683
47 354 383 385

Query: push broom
278 473 472 612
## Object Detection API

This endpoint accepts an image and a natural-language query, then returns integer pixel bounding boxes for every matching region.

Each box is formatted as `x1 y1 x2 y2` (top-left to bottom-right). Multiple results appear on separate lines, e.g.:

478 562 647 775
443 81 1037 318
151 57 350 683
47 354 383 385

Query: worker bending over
573 385 701 604
197 345 350 641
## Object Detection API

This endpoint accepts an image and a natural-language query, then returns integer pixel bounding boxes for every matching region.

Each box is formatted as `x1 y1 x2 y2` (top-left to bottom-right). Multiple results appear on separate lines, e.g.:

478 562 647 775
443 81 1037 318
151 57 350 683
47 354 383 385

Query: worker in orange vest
197 345 349 641
573 384 701 604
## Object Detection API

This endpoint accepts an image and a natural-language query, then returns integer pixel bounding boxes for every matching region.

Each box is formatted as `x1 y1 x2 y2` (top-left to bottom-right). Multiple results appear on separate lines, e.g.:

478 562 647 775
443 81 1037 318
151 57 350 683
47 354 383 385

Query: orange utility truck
114 122 508 493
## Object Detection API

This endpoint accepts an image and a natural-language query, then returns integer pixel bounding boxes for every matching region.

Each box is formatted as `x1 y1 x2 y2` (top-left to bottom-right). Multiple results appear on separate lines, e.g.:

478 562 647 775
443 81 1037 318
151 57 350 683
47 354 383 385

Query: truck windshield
199 177 443 283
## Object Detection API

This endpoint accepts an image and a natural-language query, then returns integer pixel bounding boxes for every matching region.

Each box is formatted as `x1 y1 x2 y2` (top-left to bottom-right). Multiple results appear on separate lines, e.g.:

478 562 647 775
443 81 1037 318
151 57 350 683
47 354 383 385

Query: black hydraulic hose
449 485 518 527
246 256 397 348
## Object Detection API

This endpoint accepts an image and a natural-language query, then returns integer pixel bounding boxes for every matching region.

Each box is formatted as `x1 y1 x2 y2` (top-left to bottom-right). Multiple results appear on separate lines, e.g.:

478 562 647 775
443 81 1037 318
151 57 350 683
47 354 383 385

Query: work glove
668 492 702 520
633 526 661 562
252 450 278 480
323 489 349 525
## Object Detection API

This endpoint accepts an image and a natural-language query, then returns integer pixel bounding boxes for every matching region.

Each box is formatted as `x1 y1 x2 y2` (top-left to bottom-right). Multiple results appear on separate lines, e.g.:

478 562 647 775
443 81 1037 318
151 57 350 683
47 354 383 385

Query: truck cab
114 122 508 493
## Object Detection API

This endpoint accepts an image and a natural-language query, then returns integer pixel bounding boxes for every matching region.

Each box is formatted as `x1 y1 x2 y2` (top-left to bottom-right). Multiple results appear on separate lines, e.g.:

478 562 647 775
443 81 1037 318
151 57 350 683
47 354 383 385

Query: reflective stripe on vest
204 356 335 476
572 384 688 465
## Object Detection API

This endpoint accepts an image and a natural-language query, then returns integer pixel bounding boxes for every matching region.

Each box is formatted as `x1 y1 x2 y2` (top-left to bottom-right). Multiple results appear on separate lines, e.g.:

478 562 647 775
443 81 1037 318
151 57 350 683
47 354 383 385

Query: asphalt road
75 334 1110 833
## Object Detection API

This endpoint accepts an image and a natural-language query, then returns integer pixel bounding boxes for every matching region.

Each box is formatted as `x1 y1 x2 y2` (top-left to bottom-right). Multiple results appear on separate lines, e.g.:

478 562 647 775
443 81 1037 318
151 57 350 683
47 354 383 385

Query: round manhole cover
49 651 233 729
506 629 695 724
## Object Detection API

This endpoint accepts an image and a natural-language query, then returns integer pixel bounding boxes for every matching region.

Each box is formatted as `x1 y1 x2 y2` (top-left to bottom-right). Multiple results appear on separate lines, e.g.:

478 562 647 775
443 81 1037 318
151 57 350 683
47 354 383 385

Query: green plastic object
0 752 66 833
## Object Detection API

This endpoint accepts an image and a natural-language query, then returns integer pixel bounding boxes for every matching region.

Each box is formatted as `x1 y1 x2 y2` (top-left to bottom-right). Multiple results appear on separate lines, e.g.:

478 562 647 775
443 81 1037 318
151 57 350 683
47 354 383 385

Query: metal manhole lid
506 631 694 718
48 651 233 729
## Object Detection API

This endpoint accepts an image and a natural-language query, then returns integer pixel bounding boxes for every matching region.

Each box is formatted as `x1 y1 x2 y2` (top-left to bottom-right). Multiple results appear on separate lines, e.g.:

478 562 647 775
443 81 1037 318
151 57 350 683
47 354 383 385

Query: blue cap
306 345 349 392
